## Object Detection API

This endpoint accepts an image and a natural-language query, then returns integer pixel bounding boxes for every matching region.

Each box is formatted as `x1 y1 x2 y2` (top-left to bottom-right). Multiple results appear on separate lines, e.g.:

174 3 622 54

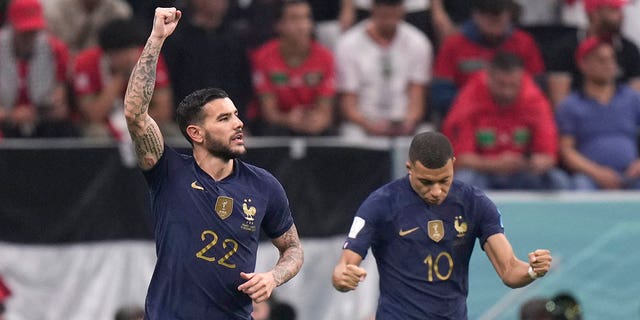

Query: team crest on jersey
215 196 234 220
454 216 468 238
241 199 257 232
428 220 444 242
304 72 323 86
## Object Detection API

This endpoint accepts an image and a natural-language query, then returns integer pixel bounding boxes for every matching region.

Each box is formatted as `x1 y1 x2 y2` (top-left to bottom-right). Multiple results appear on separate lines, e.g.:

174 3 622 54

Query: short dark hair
373 0 403 6
275 0 310 22
489 51 525 72
176 88 230 145
409 131 454 169
472 0 516 15
98 18 146 52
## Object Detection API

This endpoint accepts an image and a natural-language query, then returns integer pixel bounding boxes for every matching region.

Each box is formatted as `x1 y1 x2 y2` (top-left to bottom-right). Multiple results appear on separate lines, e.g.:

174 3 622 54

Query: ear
405 161 412 172
186 124 204 144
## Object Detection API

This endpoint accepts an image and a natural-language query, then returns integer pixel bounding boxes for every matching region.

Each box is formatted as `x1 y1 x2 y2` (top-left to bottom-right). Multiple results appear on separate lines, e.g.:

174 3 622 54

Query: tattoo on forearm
273 225 304 286
124 38 161 118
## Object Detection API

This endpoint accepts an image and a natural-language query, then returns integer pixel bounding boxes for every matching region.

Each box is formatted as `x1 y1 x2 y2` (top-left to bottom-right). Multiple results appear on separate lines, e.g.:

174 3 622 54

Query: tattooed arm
237 224 304 302
123 7 181 170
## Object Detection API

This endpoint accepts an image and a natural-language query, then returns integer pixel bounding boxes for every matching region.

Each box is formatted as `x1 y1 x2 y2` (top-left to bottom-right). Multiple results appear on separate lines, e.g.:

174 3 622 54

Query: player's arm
484 233 552 288
332 249 367 292
123 7 181 170
238 224 303 303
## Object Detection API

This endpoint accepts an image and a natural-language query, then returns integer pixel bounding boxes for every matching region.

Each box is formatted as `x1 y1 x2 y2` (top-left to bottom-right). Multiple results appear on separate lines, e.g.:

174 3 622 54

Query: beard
204 131 246 161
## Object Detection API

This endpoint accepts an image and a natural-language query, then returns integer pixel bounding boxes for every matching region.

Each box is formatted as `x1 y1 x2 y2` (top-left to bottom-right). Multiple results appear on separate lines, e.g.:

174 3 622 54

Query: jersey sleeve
343 191 390 259
409 33 432 84
250 47 275 96
555 98 577 136
473 190 504 248
142 145 176 192
261 174 294 239
433 36 458 81
317 48 336 98
335 38 359 93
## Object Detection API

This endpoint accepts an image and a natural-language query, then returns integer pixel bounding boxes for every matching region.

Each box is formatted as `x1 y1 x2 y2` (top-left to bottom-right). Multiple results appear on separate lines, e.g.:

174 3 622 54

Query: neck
584 79 616 104
193 147 235 181
367 23 396 46
280 38 310 65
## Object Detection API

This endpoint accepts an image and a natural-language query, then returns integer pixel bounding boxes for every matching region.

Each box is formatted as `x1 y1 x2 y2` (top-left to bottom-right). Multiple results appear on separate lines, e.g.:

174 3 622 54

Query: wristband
528 266 538 280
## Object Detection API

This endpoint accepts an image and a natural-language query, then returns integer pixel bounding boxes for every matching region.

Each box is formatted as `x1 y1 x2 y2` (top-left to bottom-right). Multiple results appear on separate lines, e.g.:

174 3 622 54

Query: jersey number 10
423 252 454 282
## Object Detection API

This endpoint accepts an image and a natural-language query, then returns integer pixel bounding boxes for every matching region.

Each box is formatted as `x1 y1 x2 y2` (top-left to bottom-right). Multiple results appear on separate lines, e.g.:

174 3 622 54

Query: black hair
408 131 454 169
472 0 516 15
275 0 311 22
373 0 404 6
98 18 146 52
176 88 230 145
489 51 525 72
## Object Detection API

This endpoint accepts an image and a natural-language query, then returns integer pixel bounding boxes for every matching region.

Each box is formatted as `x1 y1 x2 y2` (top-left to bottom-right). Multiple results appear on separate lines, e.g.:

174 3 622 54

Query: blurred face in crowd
277 2 314 46
106 47 141 77
191 0 229 22
580 43 619 85
370 3 404 39
473 10 512 45
407 158 454 206
487 67 523 106
13 30 39 59
591 6 624 35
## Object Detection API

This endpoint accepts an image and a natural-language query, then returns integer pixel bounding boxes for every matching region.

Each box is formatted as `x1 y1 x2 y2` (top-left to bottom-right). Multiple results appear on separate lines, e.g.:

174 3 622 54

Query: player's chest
390 206 475 248
171 176 268 234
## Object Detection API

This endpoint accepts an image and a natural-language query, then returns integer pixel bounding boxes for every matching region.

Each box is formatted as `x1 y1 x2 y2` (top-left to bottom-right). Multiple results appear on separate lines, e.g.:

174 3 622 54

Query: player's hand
150 7 181 40
624 159 640 179
528 249 552 278
332 264 367 292
238 271 277 303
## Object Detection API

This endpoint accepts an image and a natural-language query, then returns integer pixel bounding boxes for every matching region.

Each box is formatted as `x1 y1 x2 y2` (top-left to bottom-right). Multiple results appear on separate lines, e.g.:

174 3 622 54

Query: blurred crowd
1 0 640 191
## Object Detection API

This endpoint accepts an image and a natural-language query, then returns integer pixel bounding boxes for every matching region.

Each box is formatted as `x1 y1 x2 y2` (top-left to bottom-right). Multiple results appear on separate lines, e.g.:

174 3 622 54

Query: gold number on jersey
423 251 454 282
195 230 238 269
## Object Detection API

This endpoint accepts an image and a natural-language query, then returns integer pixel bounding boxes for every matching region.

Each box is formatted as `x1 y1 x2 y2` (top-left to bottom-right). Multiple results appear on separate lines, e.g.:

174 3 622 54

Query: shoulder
74 47 102 67
311 41 333 59
449 180 496 209
237 160 282 187
253 39 280 61
337 22 367 48
46 34 69 55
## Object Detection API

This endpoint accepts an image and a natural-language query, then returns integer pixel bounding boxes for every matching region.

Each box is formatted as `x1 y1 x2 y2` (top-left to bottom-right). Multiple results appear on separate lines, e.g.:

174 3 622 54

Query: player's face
199 98 246 160
407 158 454 206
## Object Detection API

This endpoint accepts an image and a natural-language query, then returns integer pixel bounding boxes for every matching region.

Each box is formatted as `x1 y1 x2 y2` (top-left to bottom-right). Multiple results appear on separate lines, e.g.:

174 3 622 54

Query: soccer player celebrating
332 131 552 319
123 7 303 319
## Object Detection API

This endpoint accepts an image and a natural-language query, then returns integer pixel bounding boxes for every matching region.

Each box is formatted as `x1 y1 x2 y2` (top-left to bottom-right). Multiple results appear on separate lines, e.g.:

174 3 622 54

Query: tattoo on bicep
273 225 303 286
133 123 163 167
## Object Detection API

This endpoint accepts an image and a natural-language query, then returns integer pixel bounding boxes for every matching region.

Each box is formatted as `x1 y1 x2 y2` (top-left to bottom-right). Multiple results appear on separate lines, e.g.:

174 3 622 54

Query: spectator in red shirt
442 52 570 190
73 18 175 139
0 275 10 320
0 0 76 138
431 0 544 119
250 0 336 136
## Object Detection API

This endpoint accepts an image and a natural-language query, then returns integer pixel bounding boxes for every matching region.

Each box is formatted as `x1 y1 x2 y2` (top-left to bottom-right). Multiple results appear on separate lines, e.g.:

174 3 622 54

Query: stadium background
1 137 639 319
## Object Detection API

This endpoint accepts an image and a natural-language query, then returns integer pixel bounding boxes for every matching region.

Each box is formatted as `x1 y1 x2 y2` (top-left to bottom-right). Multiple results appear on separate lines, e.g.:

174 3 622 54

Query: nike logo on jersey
399 227 420 237
191 181 204 190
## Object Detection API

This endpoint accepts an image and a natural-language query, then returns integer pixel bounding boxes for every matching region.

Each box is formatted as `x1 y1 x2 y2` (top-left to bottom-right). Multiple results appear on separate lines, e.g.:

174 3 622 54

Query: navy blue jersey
344 177 503 320
143 146 294 320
